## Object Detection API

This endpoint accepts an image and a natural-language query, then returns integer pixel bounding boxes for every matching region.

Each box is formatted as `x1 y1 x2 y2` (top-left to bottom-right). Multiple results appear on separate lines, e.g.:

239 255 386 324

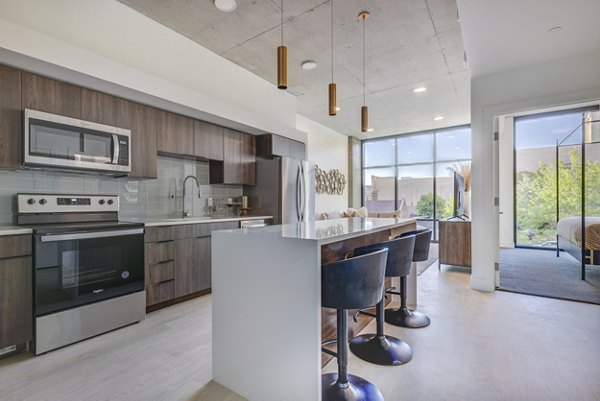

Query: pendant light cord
281 0 284 45
331 0 334 82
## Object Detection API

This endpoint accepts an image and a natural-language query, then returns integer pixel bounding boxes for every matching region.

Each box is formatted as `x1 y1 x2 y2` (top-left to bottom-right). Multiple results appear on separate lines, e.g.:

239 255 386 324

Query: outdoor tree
516 149 600 241
416 193 450 218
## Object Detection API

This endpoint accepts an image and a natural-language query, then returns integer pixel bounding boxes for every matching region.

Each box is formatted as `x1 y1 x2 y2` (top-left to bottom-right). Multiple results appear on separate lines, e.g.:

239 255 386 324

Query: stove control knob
99 199 105 205
27 198 36 205
39 199 47 205
107 199 114 205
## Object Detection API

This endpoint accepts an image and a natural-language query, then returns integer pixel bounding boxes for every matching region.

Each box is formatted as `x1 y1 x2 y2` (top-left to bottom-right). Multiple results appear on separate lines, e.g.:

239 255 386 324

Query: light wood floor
1 263 599 401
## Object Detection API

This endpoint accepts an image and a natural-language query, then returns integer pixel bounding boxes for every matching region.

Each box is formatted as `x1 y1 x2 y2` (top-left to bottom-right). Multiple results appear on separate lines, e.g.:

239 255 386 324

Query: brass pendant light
328 0 337 116
277 0 288 89
358 11 369 133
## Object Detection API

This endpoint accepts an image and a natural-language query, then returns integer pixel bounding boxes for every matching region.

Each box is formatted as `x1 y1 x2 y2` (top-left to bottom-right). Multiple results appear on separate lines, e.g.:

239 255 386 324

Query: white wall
471 49 600 291
0 0 306 141
297 115 349 213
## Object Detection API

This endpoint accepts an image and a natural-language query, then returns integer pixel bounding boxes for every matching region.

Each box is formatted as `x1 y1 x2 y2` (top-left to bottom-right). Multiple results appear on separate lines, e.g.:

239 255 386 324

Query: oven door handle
39 228 144 242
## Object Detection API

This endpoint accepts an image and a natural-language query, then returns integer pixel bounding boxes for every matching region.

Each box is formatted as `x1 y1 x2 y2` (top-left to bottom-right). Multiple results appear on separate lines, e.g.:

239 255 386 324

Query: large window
362 126 472 240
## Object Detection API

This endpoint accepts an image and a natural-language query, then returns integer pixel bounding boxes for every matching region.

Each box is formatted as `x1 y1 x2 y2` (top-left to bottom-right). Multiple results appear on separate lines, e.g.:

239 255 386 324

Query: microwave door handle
112 134 119 164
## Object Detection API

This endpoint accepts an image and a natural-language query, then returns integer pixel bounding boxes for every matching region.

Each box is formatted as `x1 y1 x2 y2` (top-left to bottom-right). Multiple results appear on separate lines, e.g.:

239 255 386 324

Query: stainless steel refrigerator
246 157 315 224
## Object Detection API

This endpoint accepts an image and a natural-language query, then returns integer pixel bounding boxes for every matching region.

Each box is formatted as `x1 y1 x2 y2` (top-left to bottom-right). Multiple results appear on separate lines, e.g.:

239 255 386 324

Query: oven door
34 228 144 317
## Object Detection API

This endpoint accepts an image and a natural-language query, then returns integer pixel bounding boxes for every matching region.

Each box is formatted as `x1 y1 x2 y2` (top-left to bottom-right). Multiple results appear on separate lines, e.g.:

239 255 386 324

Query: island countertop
213 217 416 245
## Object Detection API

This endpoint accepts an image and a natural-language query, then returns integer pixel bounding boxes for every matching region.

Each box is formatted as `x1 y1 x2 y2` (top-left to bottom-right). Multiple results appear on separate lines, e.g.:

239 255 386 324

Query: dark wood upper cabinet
194 120 224 161
223 128 242 184
241 133 256 186
0 65 22 169
21 72 81 118
256 133 306 160
157 110 195 157
81 89 158 178
209 129 255 185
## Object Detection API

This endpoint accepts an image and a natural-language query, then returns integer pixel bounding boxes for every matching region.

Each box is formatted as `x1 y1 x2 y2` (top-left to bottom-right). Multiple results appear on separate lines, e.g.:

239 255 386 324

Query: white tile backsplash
0 155 243 224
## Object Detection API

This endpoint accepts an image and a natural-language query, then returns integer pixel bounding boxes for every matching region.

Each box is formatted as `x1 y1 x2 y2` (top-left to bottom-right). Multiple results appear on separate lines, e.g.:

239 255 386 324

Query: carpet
417 243 439 276
499 248 600 304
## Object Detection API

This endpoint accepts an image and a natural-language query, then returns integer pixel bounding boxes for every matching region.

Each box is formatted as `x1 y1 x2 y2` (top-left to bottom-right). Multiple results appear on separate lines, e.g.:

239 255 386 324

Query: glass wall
362 125 472 240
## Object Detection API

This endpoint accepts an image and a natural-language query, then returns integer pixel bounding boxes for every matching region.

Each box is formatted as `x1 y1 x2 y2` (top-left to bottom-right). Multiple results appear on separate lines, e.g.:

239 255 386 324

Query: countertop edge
317 218 416 245
0 227 33 236
128 216 273 227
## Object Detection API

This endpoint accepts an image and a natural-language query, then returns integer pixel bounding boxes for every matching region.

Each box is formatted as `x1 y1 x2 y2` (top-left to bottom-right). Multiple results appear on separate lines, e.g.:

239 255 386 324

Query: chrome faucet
182 175 200 218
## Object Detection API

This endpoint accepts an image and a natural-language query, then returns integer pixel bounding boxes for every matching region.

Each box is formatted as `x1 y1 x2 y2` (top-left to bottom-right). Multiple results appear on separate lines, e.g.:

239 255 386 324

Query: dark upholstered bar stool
349 235 415 366
321 248 388 401
385 228 432 328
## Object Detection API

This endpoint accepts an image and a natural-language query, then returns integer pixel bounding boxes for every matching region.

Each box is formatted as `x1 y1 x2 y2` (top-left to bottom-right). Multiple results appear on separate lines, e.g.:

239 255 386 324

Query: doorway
497 106 600 304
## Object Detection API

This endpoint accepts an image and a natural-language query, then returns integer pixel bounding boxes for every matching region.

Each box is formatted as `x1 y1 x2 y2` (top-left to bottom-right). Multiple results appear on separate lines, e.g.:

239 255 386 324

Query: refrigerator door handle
300 164 306 222
296 165 301 222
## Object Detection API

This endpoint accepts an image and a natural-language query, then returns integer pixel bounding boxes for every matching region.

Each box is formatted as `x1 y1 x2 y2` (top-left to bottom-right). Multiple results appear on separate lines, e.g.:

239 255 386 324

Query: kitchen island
212 217 417 401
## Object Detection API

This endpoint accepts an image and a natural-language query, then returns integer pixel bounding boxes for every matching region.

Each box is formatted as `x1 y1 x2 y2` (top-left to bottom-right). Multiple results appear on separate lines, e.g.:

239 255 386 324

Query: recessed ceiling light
367 128 374 132
414 87 427 93
301 60 317 70
548 26 562 33
335 106 341 111
214 0 236 12
434 116 444 121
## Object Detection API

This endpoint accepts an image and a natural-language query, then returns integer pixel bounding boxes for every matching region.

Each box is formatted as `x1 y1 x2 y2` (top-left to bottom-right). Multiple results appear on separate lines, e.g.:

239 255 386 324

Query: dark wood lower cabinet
174 237 211 297
145 222 236 310
0 256 33 349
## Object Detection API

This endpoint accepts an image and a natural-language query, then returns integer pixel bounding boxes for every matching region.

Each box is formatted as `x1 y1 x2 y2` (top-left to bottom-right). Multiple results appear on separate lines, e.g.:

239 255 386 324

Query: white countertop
213 217 416 245
122 215 273 227
0 226 33 236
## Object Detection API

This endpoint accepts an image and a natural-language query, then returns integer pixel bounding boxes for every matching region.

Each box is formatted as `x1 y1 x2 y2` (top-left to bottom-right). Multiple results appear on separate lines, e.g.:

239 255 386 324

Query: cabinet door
290 140 306 160
174 237 211 297
157 111 195 157
0 256 33 348
241 133 256 185
0 65 22 169
194 120 224 161
82 90 158 178
223 129 242 184
22 72 81 118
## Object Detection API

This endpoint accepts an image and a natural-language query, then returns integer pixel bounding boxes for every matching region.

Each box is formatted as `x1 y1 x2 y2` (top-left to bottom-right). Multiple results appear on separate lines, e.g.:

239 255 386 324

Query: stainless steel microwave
24 109 131 174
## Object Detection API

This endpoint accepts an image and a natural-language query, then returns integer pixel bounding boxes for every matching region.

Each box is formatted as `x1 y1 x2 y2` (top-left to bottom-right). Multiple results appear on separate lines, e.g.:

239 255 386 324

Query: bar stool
384 228 432 328
349 235 415 366
321 248 388 401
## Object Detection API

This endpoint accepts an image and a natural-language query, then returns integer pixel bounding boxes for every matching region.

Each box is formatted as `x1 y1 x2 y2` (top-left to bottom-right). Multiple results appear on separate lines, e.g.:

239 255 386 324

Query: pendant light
328 0 337 116
358 11 369 132
277 0 288 89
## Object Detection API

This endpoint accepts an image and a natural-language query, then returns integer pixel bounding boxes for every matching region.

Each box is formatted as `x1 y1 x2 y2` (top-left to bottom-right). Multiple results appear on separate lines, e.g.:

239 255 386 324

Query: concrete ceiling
117 0 469 138
457 0 600 78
